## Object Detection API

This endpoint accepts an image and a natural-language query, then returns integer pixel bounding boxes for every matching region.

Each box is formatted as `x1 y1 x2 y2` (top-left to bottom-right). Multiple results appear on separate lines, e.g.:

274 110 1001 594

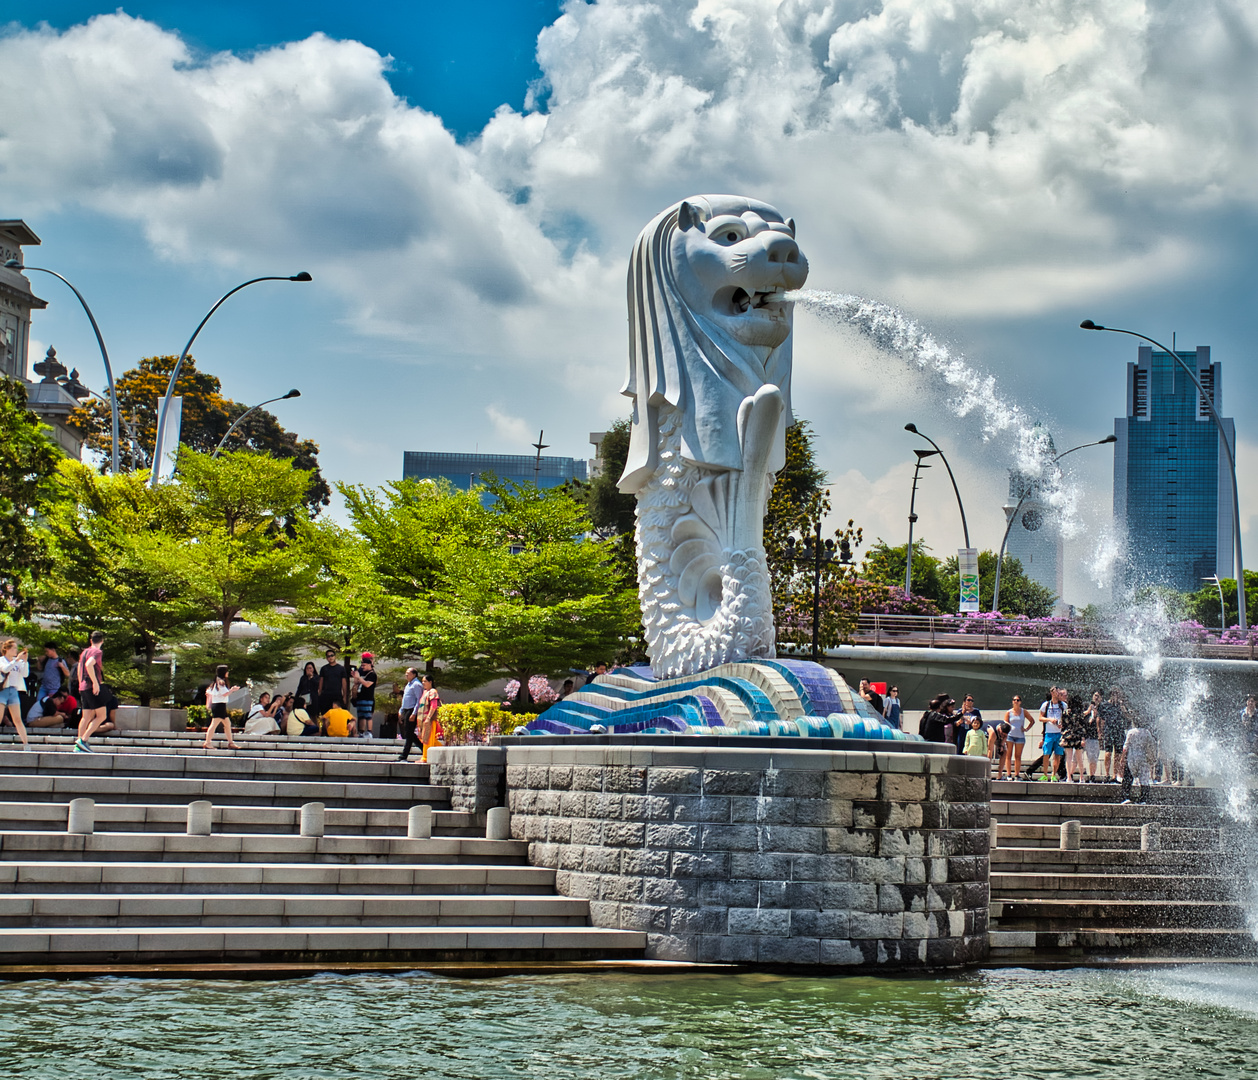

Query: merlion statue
618 194 809 678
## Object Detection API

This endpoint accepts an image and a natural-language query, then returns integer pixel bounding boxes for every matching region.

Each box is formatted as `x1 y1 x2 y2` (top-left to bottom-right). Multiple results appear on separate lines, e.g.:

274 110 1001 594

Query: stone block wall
428 746 505 814
503 743 989 968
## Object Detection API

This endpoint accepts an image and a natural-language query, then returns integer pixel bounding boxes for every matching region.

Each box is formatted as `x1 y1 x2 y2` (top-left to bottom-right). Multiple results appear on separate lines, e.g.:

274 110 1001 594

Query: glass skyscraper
1112 345 1234 593
403 450 587 491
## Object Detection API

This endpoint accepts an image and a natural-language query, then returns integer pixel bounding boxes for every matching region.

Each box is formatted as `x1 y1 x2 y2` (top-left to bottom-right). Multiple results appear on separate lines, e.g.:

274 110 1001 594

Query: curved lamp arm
151 272 311 486
904 423 969 548
5 260 120 474
212 389 301 458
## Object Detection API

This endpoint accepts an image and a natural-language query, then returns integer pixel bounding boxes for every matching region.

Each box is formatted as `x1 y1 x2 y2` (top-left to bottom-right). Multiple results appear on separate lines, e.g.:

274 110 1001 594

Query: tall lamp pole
151 272 311 486
4 260 120 474
1203 574 1226 635
212 389 301 458
1081 320 1246 630
532 430 549 484
991 435 1116 612
905 448 939 593
904 423 969 547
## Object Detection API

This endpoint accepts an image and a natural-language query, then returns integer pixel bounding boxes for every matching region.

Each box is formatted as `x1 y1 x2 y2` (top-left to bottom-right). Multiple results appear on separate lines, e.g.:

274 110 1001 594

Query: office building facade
403 450 588 491
1113 345 1234 593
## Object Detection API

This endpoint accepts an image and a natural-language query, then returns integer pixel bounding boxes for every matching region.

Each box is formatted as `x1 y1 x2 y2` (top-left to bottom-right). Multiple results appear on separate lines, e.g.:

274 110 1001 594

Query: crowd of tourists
853 676 1249 805
0 634 119 753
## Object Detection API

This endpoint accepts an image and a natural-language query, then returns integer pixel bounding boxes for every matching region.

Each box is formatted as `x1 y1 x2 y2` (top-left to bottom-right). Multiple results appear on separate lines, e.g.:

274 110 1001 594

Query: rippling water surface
3 966 1258 1079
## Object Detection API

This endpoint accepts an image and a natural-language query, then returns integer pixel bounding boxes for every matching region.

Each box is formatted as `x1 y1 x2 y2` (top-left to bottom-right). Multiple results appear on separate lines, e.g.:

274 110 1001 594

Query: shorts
354 700 374 723
0 687 19 707
1102 732 1126 752
1084 739 1100 764
1042 731 1063 758
1007 733 1026 745
79 688 104 710
210 702 228 720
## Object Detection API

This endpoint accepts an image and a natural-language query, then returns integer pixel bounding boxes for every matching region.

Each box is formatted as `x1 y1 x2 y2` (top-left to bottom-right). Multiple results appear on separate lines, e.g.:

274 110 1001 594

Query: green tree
940 550 1056 617
39 462 205 704
298 520 396 659
73 355 330 513
573 418 637 587
860 539 949 605
167 450 317 688
0 378 63 617
339 477 488 660
407 479 637 709
1182 572 1258 629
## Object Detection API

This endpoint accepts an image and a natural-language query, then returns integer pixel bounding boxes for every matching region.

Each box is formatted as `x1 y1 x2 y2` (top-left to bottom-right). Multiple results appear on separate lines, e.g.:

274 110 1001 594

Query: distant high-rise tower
1003 424 1063 608
1113 345 1234 593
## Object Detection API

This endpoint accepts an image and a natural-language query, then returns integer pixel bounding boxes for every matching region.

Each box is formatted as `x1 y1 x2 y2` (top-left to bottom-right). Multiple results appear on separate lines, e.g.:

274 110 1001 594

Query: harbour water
4 966 1258 1079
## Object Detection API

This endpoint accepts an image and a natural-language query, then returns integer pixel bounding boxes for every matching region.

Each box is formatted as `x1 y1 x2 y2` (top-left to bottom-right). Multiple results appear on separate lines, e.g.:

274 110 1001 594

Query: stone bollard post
1059 819 1081 850
300 802 325 838
486 806 511 841
67 798 95 835
989 820 999 850
186 800 213 836
1140 822 1161 852
407 804 432 839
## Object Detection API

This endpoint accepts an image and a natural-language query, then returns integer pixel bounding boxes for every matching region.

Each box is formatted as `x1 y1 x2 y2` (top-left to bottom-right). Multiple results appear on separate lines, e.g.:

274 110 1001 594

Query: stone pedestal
428 746 506 814
500 740 989 969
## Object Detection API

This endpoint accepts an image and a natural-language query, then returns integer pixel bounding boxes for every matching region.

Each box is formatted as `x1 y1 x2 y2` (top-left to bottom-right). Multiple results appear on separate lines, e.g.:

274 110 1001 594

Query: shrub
437 700 538 745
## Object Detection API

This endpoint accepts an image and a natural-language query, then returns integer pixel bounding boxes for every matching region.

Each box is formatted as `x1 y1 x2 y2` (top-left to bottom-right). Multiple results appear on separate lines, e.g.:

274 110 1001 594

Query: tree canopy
73 355 330 513
0 378 63 617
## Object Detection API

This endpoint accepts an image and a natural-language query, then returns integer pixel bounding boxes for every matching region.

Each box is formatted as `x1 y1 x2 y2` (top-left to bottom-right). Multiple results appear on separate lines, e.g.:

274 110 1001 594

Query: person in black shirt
318 649 347 716
350 652 378 738
296 661 319 706
858 678 884 717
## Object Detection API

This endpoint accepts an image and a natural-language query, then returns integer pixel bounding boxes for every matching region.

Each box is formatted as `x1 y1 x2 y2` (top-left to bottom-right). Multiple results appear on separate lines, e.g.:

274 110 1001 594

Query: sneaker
1120 798 1133 804
74 738 94 754
1038 774 1051 782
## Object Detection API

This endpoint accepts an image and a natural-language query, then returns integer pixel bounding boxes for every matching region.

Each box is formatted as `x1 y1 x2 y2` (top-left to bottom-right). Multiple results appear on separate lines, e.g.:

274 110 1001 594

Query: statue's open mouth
727 287 788 314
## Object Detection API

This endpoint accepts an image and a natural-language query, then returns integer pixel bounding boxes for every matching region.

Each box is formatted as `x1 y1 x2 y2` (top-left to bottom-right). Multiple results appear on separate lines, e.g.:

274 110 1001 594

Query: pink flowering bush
502 675 559 706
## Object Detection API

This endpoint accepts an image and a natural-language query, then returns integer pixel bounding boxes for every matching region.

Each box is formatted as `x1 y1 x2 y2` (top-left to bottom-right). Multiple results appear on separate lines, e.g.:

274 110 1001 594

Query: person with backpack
0 640 31 751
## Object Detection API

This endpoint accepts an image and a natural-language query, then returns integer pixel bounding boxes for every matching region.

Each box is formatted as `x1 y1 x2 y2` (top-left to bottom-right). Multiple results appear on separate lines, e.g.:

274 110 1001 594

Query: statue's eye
725 231 739 242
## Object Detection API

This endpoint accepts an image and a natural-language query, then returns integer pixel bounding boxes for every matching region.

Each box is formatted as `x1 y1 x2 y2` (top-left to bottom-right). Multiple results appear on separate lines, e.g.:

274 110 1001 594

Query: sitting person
95 686 120 736
285 695 318 737
322 702 356 738
23 687 81 729
243 692 281 736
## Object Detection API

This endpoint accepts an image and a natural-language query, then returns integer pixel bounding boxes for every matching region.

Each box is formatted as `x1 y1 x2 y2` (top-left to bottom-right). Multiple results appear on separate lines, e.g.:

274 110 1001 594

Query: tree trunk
512 671 532 712
138 637 157 707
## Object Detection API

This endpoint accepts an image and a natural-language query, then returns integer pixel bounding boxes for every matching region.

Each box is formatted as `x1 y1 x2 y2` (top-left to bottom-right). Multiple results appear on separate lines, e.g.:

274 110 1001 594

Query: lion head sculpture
617 194 808 495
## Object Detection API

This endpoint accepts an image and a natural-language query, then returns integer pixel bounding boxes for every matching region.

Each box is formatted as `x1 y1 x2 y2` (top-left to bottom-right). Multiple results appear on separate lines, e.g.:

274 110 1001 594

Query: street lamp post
4 260 120 473
784 519 854 662
905 448 939 594
991 435 1117 613
151 272 311 486
1081 320 1246 630
212 389 301 458
904 424 969 547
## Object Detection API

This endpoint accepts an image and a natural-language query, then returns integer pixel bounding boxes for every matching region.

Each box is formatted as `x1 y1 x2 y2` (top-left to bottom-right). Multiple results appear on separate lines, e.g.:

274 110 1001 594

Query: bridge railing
848 613 1258 661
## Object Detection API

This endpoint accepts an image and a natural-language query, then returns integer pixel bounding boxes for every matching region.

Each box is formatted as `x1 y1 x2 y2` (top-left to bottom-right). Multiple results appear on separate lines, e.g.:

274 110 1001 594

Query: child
963 716 987 757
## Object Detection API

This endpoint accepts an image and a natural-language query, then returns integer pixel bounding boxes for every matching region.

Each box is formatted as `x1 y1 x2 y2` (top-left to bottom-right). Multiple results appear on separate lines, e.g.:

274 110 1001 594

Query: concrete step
7 730 411 752
0 773 448 811
0 750 431 785
0 892 590 928
992 872 1237 901
989 927 1258 958
992 799 1223 828
990 847 1234 875
990 897 1249 930
992 779 1219 805
0 801 481 836
0 861 558 895
994 823 1221 851
0 831 526 865
0 925 647 964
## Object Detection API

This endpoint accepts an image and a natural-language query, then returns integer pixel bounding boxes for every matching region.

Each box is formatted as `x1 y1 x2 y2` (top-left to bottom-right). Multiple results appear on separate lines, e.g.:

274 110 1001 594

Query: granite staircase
987 778 1256 961
0 732 645 971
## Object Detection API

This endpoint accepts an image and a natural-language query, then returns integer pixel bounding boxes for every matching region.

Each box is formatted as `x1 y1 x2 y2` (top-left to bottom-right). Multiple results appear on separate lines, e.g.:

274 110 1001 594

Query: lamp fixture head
3 259 21 269
904 422 918 433
1079 319 1103 330
283 389 301 399
1100 434 1117 444
290 272 313 282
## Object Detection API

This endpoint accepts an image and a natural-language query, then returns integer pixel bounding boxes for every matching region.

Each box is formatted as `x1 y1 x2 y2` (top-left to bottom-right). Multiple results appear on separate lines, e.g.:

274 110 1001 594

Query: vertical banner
153 396 183 483
958 547 980 612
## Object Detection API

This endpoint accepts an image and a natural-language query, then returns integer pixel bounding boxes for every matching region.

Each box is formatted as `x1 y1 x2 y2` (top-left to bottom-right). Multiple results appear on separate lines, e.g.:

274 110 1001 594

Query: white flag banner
153 396 182 483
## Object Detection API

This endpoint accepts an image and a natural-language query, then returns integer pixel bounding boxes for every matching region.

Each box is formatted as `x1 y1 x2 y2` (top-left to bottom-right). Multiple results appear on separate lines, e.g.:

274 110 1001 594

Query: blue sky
3 0 1258 607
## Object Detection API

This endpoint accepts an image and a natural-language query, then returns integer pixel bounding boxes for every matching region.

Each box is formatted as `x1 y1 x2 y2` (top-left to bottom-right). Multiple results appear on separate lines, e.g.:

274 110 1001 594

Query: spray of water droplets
787 289 1083 536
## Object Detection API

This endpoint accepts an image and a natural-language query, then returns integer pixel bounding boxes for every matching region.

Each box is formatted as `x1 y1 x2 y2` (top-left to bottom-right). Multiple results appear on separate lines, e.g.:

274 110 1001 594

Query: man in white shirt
398 668 424 762
1119 724 1158 804
1038 686 1066 782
